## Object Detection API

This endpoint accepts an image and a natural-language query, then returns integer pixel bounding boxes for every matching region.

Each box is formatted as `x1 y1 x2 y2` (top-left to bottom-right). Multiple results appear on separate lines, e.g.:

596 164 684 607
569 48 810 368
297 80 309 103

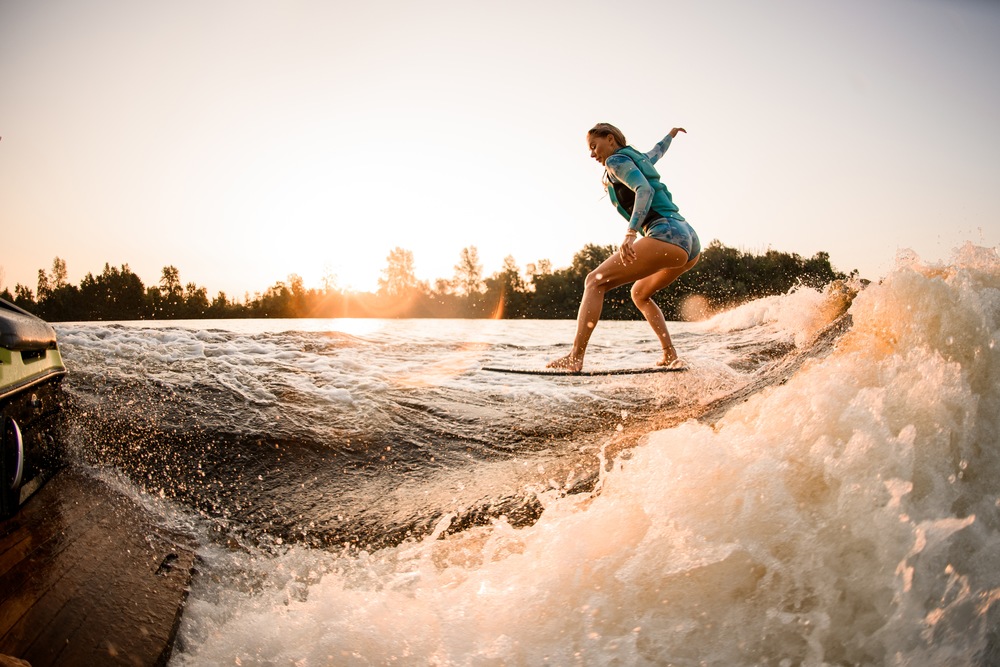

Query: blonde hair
587 123 627 148
589 123 627 187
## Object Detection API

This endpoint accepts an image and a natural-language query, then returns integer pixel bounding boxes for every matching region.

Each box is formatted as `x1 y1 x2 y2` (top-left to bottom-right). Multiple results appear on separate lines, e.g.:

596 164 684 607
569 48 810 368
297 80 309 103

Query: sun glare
318 318 388 337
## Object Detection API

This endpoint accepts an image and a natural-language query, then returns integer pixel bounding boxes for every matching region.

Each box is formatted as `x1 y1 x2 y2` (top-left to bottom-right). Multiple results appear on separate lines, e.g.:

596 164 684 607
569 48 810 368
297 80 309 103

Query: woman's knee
585 268 611 292
630 283 654 306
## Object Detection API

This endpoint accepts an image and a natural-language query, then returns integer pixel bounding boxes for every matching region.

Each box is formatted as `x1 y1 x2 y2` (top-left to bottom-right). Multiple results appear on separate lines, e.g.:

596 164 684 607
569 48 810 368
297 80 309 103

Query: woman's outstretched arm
646 127 686 163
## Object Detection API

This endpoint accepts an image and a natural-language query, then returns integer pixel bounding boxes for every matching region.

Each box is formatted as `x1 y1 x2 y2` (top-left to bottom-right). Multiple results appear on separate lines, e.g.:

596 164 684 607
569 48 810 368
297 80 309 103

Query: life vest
606 146 683 225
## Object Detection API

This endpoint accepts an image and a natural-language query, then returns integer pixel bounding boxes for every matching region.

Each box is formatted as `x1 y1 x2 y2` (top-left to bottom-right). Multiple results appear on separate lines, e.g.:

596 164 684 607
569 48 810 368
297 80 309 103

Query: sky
2 0 999 298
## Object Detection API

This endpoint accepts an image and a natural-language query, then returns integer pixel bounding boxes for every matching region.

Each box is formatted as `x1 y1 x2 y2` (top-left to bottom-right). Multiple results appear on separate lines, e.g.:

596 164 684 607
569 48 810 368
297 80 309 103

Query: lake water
53 243 1000 665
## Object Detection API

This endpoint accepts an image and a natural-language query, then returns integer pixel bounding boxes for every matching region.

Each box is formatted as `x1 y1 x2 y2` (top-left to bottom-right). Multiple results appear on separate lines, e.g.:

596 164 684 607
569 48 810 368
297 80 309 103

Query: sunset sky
2 0 998 298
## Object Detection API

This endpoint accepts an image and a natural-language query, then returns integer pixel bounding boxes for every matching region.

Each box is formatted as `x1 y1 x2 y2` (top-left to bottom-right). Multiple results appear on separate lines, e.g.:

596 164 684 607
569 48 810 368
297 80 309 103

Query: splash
172 245 1000 665
698 279 856 349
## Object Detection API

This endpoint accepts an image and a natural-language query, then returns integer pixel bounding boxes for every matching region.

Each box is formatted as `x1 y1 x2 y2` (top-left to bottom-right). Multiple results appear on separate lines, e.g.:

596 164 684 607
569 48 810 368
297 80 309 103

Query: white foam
171 246 1000 665
699 280 856 348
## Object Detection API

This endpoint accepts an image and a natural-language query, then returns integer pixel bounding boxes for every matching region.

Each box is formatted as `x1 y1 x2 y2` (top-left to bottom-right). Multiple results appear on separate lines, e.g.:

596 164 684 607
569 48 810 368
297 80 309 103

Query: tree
288 274 308 317
78 263 146 320
321 268 339 293
51 257 68 289
207 292 234 318
36 269 50 302
484 255 529 319
525 259 552 292
160 266 182 298
452 246 484 297
184 282 210 318
158 266 184 317
568 244 612 280
433 278 453 295
36 256 68 301
249 281 292 317
35 257 80 321
7 240 850 322
13 285 34 310
801 251 842 288
378 247 419 298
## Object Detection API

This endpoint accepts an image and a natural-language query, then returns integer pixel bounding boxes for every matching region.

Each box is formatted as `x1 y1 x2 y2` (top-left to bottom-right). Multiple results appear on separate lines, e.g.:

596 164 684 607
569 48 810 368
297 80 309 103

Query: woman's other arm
646 127 686 163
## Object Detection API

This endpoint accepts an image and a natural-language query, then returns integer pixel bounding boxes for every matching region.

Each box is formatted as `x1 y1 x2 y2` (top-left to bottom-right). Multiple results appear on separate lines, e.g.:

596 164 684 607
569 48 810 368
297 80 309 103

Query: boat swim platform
0 468 196 666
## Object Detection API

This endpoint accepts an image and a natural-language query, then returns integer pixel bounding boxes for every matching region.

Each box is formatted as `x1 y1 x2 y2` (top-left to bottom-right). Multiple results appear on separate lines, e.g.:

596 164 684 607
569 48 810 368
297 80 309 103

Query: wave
166 243 1000 665
57 280 853 554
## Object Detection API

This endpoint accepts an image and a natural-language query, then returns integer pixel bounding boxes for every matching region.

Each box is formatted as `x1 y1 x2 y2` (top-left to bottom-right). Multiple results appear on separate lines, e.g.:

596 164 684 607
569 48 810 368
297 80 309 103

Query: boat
0 298 67 519
0 303 196 665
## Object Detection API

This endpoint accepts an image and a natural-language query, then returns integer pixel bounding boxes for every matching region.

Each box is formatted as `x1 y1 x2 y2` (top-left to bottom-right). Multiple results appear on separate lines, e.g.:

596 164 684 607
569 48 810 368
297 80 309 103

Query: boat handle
9 419 23 490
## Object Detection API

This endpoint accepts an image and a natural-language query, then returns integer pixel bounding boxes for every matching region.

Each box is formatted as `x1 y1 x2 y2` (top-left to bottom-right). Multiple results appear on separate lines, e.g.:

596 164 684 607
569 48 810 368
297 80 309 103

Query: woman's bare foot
656 349 686 368
547 354 583 372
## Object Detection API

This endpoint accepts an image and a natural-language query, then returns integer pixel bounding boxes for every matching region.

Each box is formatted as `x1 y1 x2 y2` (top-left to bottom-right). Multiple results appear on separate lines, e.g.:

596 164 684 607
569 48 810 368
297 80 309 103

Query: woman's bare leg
631 253 700 365
548 239 690 371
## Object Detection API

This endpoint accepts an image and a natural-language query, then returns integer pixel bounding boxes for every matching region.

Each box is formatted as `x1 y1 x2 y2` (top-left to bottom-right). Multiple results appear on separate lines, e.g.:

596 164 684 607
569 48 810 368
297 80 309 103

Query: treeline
2 240 850 322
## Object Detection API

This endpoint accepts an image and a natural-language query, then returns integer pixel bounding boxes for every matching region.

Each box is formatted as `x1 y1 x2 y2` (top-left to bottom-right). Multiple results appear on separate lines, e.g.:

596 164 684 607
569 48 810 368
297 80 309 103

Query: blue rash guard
604 134 700 260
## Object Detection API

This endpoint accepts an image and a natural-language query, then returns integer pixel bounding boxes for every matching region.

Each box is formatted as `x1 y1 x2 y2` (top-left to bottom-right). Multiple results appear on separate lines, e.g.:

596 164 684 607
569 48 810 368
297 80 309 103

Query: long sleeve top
604 134 684 233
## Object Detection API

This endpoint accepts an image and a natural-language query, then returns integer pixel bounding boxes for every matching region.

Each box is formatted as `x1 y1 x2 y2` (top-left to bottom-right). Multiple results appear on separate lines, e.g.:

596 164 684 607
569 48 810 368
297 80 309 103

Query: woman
547 123 701 372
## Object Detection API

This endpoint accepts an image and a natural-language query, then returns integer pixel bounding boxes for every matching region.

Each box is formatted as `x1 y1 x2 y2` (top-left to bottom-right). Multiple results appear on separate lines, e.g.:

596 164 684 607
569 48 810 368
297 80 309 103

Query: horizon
3 228 879 298
5 238 851 302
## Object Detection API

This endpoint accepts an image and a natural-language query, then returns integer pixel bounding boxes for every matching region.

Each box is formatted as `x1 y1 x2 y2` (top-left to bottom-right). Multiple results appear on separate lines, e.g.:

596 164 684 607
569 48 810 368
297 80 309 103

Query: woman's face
587 132 619 166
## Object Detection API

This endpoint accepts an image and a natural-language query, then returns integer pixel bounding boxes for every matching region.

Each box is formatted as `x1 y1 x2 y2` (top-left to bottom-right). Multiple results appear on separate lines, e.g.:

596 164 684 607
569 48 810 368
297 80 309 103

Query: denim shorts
643 217 701 261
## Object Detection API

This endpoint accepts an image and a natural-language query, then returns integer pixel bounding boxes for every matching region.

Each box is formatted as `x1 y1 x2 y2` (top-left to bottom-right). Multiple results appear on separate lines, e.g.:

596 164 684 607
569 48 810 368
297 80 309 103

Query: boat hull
0 300 67 518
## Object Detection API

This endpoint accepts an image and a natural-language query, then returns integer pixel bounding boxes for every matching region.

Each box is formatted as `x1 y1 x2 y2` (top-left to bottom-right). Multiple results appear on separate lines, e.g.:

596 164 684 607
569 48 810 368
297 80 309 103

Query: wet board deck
0 468 196 667
482 366 687 376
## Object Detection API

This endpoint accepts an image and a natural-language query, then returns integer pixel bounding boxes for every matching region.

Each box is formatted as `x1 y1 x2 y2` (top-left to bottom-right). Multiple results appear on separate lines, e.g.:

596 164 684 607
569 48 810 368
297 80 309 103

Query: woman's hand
620 233 637 264
669 127 687 138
